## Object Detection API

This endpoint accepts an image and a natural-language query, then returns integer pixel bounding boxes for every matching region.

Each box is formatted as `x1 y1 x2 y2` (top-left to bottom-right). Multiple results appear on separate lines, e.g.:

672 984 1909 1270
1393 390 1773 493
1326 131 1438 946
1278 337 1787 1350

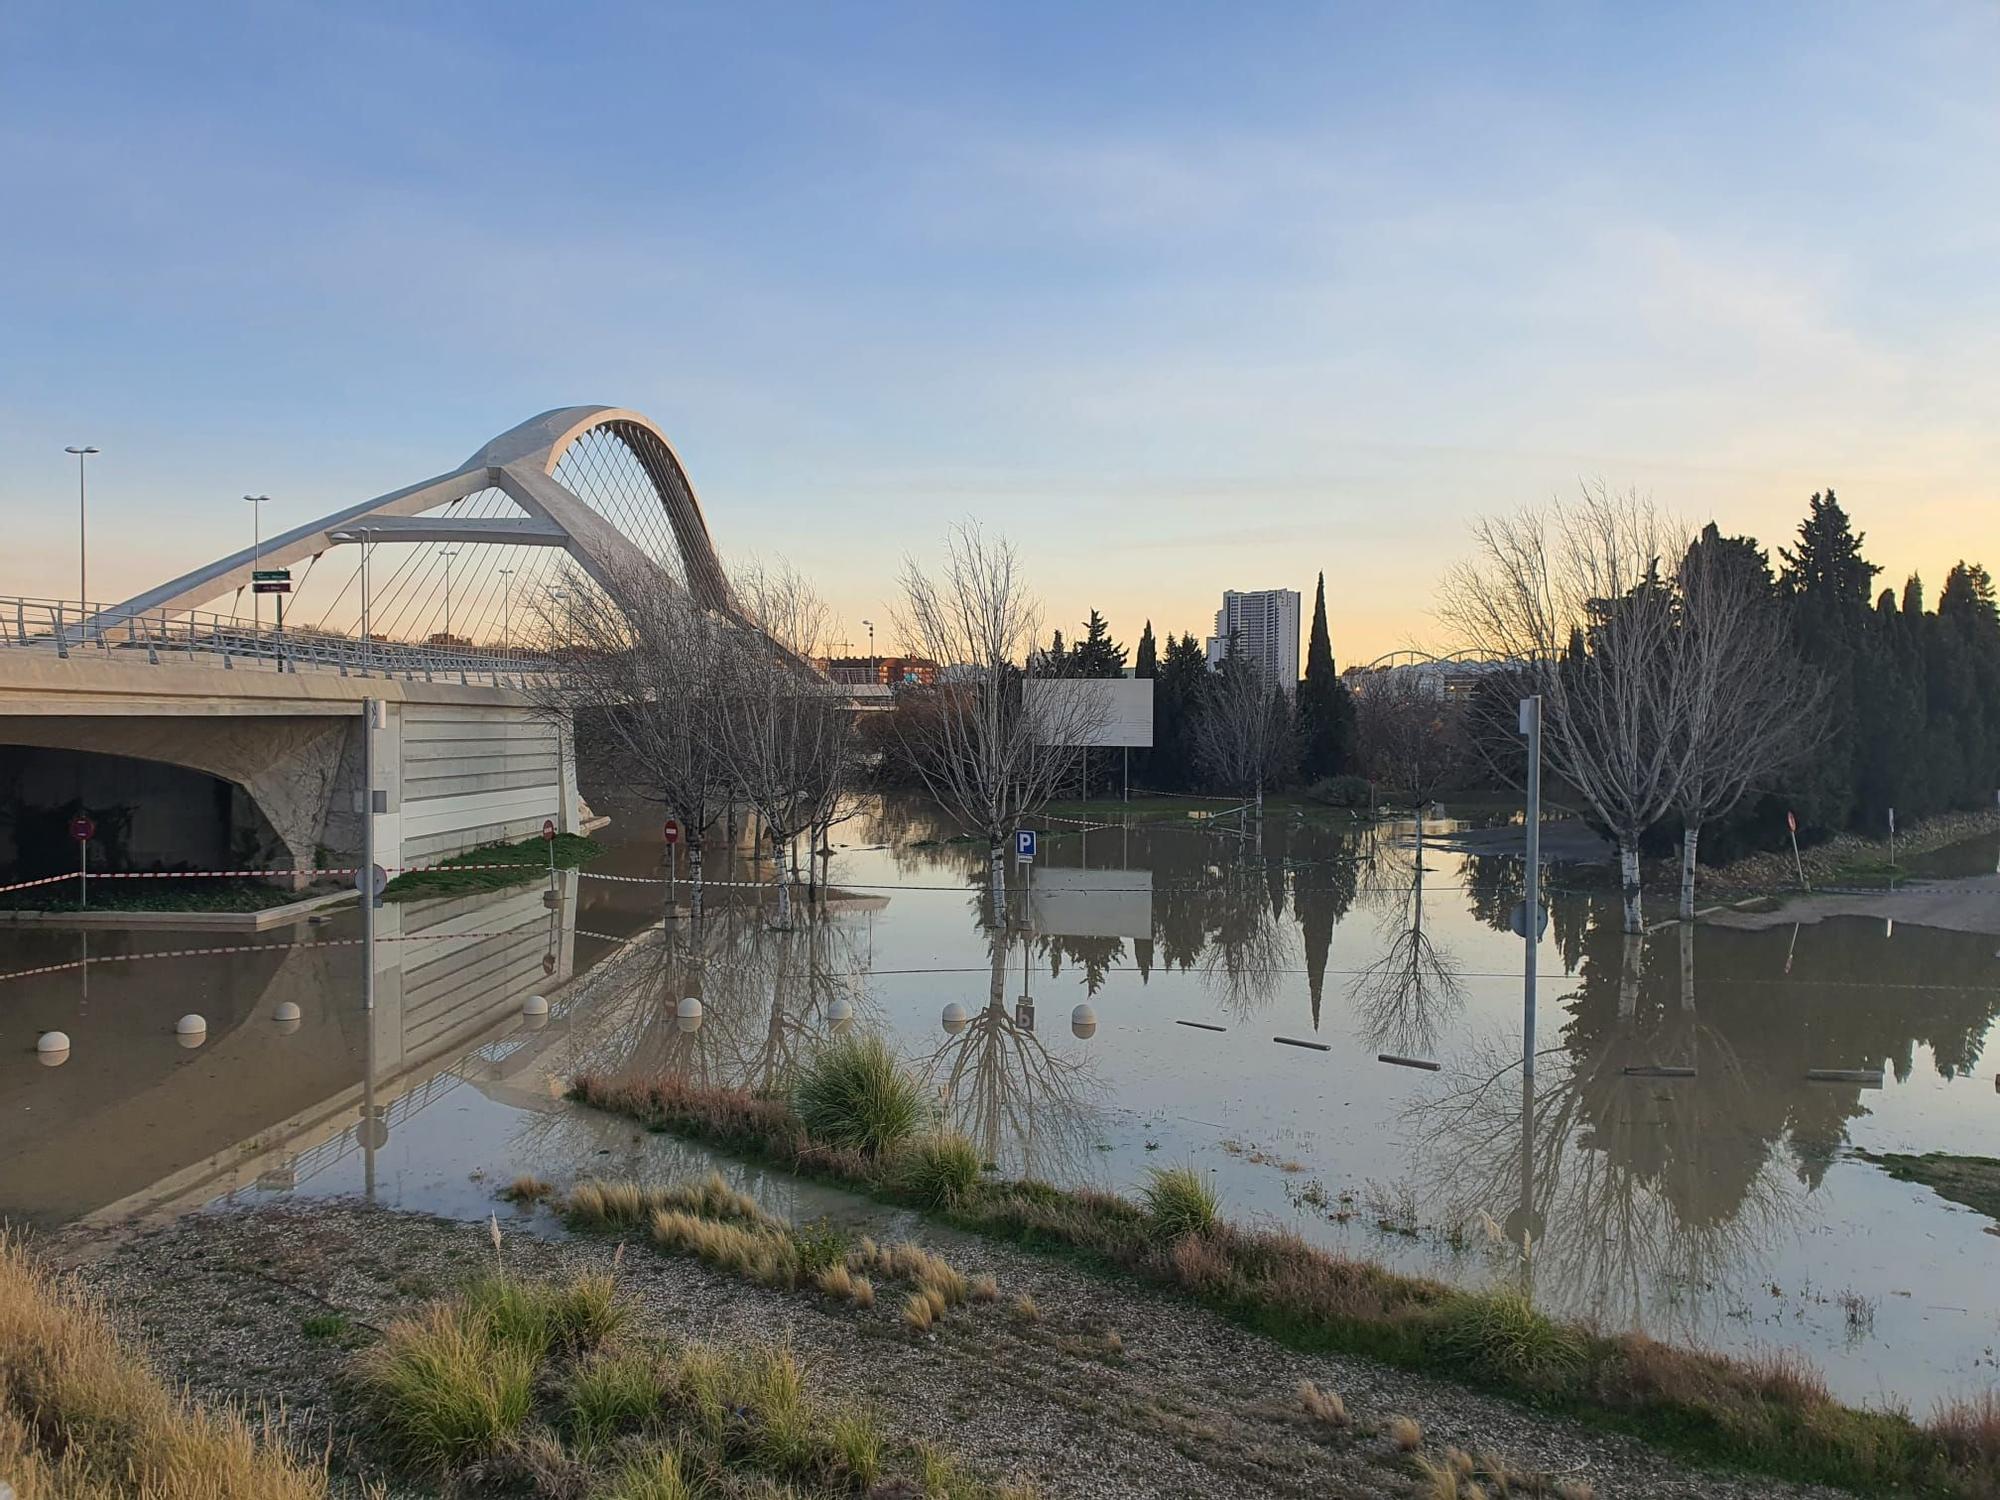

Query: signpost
1786 810 1807 890
69 814 95 908
252 568 291 663
1014 829 1037 863
543 818 558 889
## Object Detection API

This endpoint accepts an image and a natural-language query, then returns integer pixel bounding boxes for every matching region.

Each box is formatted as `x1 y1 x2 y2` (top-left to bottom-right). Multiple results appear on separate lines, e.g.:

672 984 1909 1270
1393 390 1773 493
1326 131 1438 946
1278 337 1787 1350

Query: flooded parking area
6 796 1999 1408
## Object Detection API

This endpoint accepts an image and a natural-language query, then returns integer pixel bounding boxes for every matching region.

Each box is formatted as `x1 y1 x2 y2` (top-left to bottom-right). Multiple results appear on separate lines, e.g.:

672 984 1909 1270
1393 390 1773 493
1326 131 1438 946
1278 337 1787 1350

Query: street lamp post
549 587 571 654
244 495 270 637
65 446 99 612
498 567 515 654
440 547 460 643
862 618 876 681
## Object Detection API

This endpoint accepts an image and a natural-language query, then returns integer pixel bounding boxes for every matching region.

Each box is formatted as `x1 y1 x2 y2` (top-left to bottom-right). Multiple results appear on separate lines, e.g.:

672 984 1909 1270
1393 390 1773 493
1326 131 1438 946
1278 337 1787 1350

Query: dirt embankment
51 1204 1839 1500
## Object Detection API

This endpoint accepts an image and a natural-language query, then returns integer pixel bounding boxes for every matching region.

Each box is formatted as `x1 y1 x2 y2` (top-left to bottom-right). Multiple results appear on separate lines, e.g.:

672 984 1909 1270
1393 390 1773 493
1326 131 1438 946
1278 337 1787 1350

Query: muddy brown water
5 796 1998 1409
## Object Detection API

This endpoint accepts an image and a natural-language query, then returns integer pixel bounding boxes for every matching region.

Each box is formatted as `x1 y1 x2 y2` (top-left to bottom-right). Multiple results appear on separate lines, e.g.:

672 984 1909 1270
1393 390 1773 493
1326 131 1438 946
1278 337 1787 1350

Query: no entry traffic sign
662 819 682 846
68 815 95 843
542 819 558 841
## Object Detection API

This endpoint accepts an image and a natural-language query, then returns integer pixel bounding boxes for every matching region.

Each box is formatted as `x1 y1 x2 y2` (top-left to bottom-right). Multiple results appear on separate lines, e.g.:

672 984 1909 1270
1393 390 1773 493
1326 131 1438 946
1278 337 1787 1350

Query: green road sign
251 568 291 581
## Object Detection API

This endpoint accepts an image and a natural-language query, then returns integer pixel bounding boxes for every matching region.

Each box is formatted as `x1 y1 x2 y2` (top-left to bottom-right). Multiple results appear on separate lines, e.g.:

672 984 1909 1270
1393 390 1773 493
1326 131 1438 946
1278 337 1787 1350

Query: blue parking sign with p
1015 829 1037 862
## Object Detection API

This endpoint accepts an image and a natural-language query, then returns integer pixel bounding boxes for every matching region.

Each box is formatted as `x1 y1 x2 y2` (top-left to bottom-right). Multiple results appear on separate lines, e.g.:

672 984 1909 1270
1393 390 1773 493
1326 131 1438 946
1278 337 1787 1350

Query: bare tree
891 525 1104 923
1352 667 1466 844
1351 837 1464 1056
1671 528 1828 918
714 564 858 923
1444 487 1689 933
523 564 733 914
1190 651 1296 815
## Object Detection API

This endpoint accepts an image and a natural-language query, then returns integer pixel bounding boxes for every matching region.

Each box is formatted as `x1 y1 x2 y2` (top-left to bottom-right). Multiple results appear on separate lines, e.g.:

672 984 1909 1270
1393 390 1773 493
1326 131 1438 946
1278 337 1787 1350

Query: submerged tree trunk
689 843 704 920
989 839 1008 928
1678 822 1701 921
1618 839 1643 934
1619 932 1643 1019
1678 920 1695 1014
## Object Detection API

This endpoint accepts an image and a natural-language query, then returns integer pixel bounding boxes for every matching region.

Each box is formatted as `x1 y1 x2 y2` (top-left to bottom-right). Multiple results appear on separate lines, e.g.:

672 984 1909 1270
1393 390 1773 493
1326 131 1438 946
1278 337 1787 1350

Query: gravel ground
47 1203 1844 1500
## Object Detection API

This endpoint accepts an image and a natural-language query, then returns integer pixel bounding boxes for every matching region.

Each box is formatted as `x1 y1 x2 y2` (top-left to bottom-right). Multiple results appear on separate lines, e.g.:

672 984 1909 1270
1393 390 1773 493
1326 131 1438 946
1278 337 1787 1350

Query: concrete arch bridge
0 408 742 885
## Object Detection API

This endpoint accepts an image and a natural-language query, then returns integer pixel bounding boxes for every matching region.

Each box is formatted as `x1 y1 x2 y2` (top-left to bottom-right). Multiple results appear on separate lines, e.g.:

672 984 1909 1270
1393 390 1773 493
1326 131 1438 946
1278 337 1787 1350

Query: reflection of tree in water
1408 905 2000 1341
1037 933 1125 995
1348 829 1464 1055
924 929 1106 1180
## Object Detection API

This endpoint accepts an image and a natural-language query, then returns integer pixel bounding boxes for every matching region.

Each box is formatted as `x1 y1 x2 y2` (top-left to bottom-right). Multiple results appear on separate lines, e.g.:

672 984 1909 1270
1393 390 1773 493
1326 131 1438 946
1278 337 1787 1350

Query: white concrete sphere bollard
1071 1003 1098 1040
522 994 550 1017
675 995 705 1034
942 1002 970 1035
828 996 855 1033
175 1015 207 1049
37 1031 70 1067
272 1002 302 1035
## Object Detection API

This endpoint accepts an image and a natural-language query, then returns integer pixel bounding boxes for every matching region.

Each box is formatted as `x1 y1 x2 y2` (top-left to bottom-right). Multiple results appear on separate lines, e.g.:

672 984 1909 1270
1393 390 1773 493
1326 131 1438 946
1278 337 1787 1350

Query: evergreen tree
1073 609 1128 677
1134 620 1157 678
1295 571 1355 779
1149 632 1210 790
1778 492 1880 830
1902 574 1925 617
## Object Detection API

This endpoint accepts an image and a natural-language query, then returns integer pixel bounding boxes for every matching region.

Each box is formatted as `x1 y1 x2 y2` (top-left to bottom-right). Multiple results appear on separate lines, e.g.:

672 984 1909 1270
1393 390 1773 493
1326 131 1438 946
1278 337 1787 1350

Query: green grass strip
384 833 601 901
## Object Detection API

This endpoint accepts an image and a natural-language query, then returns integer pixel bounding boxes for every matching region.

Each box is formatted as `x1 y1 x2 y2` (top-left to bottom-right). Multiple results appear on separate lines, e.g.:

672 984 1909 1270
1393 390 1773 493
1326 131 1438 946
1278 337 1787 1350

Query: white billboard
1024 677 1153 748
1028 867 1154 940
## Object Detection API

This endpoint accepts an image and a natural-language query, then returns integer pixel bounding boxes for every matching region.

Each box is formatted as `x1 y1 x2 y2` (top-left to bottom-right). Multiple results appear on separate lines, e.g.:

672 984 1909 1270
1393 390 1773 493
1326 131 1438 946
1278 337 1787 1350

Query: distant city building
817 654 939 687
1204 588 1301 695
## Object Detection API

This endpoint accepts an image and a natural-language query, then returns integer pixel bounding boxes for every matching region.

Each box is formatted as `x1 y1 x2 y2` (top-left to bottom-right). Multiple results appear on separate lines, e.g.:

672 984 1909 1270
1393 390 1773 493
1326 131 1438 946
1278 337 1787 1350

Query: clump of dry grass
501 1173 554 1204
566 1173 783 1233
849 1237 969 1305
1552 1479 1595 1500
1011 1295 1041 1324
0 1232 328 1498
1388 1414 1424 1451
970 1273 999 1303
902 1290 938 1333
815 1262 855 1300
650 1208 797 1287
1930 1389 2000 1468
1298 1379 1348 1427
354 1302 538 1469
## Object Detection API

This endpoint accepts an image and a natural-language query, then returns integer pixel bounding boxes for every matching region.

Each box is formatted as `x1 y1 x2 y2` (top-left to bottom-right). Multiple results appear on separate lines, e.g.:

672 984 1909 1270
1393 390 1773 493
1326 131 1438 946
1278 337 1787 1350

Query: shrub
462 1270 625 1359
604 1447 695 1500
1308 774 1373 809
830 1407 886 1486
899 1131 984 1208
1143 1165 1220 1242
1931 1389 2000 1468
354 1303 536 1469
793 1033 929 1156
1431 1290 1584 1390
564 1347 665 1445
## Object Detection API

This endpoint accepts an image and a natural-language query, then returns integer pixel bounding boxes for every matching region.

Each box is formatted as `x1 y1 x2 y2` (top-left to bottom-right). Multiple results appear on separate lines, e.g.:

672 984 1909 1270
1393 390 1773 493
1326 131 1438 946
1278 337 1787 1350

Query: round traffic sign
662 819 681 846
353 863 388 896
69 815 95 842
542 818 558 842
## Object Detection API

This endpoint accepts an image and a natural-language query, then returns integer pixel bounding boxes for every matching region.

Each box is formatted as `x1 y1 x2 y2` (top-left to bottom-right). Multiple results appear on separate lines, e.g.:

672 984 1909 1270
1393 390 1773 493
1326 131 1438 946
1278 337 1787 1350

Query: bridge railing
0 595 561 687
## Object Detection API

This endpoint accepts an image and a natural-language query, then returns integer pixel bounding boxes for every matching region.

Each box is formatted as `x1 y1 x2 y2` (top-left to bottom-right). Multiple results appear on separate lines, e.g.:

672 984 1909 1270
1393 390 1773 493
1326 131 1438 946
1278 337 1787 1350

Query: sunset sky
2 1 1995 664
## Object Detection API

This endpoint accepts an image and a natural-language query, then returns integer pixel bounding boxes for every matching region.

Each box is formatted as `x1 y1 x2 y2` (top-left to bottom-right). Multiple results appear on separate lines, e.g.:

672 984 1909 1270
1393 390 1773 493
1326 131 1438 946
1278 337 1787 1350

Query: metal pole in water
363 697 378 1016
1520 695 1542 1089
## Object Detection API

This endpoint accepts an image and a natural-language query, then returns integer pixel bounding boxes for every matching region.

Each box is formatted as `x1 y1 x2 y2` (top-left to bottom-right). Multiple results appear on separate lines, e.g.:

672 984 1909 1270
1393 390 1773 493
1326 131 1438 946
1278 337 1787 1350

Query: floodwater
5 796 1999 1409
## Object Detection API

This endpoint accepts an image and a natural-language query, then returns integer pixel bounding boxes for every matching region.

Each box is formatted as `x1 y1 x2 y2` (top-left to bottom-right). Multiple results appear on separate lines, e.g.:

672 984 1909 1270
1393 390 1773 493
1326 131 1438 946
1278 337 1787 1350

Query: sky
2 1 1996 664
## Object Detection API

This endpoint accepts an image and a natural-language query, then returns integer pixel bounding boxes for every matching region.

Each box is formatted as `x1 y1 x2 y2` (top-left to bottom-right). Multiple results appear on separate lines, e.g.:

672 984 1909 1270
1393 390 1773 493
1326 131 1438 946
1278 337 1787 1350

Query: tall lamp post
862 618 876 681
244 494 270 635
440 547 460 643
65 445 98 610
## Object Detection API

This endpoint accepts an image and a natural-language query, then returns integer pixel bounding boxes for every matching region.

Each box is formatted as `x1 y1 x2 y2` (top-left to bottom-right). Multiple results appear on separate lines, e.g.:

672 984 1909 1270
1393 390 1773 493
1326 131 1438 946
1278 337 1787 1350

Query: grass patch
349 1268 1016 1495
1 875 344 914
382 831 600 901
0 1231 327 1497
300 1311 352 1340
1142 1164 1220 1241
1860 1150 2000 1227
792 1032 930 1156
571 1069 2000 1498
898 1131 984 1208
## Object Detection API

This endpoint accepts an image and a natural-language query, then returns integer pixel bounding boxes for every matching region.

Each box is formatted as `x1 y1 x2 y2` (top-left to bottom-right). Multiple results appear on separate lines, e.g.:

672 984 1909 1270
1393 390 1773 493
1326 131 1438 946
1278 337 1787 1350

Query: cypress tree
1134 620 1157 678
1295 572 1354 779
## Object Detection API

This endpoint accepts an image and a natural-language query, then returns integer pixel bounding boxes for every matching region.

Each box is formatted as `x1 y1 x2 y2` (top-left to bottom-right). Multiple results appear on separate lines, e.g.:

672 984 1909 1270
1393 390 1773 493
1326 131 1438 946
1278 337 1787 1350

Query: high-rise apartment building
1204 588 1302 695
